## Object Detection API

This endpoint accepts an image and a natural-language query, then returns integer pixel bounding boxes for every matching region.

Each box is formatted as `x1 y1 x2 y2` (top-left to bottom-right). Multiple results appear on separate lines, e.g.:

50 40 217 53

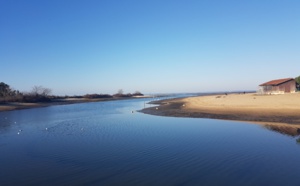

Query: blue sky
1 0 299 95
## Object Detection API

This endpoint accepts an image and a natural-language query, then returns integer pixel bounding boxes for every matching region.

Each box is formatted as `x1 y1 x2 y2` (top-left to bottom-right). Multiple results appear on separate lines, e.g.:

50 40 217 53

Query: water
1 98 300 185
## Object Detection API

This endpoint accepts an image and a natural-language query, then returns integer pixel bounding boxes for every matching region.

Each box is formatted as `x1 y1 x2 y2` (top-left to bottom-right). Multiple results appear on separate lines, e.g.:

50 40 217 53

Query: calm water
1 98 300 186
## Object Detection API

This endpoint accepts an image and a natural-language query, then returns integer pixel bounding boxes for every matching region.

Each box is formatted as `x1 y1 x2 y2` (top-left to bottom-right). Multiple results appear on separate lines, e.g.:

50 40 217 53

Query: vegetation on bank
296 76 300 91
0 82 143 104
0 83 51 103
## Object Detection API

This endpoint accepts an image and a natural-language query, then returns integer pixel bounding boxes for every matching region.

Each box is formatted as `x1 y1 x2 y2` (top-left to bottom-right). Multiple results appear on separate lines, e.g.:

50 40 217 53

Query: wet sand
141 93 300 126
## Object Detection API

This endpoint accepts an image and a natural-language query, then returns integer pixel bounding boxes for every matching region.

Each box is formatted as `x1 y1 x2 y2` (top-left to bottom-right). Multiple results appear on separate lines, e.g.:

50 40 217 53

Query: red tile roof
259 78 295 86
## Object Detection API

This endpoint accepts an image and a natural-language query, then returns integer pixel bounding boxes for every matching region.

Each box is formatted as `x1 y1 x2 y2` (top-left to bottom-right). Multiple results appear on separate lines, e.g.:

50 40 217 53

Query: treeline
0 82 52 103
72 90 144 99
112 89 144 98
0 82 144 103
82 92 143 99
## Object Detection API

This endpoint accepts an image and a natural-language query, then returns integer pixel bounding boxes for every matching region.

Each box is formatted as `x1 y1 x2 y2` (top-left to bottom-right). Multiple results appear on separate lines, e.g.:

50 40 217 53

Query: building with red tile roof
258 78 296 94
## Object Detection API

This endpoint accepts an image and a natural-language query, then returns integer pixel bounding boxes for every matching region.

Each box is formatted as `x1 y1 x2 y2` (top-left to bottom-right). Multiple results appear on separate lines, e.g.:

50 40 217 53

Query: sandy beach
141 93 300 126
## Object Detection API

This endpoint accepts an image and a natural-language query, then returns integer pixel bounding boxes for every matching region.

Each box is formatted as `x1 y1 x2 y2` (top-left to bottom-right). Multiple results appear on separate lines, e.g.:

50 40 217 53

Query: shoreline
0 96 150 112
140 93 300 126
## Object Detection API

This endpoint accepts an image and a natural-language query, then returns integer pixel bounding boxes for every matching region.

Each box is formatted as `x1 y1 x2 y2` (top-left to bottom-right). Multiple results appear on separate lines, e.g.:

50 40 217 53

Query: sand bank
141 93 300 126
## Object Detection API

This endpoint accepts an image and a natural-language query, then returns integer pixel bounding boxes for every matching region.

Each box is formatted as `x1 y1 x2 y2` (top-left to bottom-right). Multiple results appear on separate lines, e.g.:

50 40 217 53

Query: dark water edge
0 97 300 186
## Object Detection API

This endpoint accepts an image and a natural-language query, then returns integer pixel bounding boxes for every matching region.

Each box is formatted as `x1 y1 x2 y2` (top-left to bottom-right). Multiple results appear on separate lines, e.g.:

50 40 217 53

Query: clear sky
1 0 299 95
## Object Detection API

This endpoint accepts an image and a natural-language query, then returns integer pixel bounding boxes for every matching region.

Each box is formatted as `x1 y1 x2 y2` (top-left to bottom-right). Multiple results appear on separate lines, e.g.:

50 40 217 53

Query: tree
0 82 19 97
295 76 300 84
113 89 131 97
117 89 124 95
31 86 52 96
295 76 300 91
0 82 23 103
0 82 11 97
133 91 143 96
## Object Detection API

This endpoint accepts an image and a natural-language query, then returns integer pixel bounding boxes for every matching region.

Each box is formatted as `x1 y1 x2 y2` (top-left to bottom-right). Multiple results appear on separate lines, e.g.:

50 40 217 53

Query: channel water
1 97 300 185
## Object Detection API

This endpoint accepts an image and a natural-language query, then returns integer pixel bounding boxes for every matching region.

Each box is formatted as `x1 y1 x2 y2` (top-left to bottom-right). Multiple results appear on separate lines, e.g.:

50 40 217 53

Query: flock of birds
16 126 48 135
1 117 81 135
16 126 85 135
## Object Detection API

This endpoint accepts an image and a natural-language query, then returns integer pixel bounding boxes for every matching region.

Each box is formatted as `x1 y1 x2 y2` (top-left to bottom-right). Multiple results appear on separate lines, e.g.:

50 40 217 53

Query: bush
22 95 51 103
83 94 113 99
132 92 144 96
113 93 132 97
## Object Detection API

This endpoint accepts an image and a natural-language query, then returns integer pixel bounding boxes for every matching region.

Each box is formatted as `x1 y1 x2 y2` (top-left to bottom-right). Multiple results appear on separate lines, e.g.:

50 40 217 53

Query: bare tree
31 86 41 96
117 89 124 95
31 86 52 96
42 88 52 96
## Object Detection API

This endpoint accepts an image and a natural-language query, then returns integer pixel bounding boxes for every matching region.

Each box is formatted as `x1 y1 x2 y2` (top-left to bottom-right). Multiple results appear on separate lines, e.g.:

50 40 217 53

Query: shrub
83 94 113 99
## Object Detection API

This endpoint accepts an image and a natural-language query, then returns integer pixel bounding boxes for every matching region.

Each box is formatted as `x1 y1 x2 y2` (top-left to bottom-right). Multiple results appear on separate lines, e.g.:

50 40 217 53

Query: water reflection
0 116 11 133
263 124 300 144
264 124 300 137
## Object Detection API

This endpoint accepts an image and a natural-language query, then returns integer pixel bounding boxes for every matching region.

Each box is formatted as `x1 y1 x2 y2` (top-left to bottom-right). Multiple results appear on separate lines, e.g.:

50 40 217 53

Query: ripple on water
1 99 300 185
